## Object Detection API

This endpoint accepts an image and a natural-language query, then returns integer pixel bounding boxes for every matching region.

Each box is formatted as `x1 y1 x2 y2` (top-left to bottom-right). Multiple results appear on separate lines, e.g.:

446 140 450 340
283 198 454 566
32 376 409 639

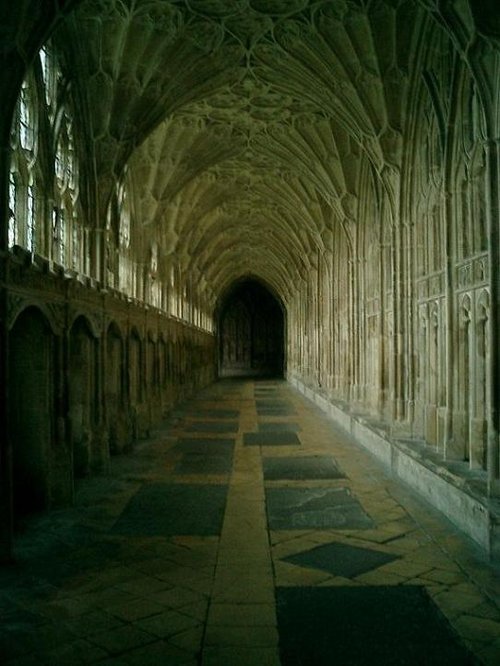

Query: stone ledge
290 377 499 560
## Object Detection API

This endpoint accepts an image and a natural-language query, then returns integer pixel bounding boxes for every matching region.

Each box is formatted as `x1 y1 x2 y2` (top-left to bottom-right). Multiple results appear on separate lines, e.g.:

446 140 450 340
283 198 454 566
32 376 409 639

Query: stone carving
6 294 27 329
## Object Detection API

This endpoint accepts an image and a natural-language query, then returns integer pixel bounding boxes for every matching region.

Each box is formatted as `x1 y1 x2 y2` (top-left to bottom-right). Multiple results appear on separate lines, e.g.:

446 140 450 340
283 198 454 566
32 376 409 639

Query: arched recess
217 278 285 378
8 306 54 519
68 315 97 478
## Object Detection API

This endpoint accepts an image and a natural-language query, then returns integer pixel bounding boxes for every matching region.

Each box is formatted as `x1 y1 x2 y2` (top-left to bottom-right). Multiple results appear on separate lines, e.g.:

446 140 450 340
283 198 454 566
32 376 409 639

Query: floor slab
263 456 345 481
281 540 400 577
244 432 301 447
185 422 239 434
1 378 497 665
259 422 302 433
173 438 235 453
265 487 374 530
112 483 229 536
276 586 475 665
186 409 240 419
175 453 234 475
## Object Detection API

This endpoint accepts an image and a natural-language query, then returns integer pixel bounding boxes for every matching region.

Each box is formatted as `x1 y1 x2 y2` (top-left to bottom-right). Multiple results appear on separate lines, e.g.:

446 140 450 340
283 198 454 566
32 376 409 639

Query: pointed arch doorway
217 279 285 378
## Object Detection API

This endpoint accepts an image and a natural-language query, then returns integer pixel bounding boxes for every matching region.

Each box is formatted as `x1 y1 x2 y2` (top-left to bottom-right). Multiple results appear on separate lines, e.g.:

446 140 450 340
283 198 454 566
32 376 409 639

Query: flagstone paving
1 379 499 664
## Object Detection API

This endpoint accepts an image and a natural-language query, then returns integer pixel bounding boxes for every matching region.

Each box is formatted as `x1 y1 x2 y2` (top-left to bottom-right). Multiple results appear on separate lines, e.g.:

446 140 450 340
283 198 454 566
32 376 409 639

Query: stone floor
1 379 500 665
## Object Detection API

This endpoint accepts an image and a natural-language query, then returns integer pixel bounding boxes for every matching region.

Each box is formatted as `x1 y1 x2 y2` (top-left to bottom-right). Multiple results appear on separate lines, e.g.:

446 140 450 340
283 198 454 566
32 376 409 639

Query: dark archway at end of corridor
217 279 285 379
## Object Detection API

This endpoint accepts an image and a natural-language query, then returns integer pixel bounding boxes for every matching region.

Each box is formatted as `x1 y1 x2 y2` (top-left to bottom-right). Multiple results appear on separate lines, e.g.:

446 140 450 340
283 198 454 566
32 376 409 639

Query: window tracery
39 46 58 111
8 170 17 247
9 73 39 253
118 178 131 250
27 181 36 252
8 43 82 272
19 80 35 153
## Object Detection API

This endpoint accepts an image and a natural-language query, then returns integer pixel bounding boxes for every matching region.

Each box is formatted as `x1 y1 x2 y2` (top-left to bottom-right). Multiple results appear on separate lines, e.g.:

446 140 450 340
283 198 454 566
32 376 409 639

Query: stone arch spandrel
68 309 101 338
8 298 62 335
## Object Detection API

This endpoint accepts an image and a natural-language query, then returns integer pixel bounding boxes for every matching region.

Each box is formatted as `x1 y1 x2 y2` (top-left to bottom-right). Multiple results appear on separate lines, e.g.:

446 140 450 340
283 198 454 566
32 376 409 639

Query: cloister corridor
2 0 500 663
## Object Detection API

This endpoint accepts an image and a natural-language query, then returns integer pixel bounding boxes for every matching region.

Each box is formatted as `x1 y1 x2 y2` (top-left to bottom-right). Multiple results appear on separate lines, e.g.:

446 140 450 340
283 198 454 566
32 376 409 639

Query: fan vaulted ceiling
43 0 477 307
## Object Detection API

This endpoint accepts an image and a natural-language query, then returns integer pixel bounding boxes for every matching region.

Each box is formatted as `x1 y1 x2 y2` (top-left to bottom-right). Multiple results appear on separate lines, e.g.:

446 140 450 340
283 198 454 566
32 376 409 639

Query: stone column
0 253 13 562
443 179 459 460
390 220 400 421
51 328 73 507
0 58 24 562
96 227 106 286
94 305 108 472
486 139 500 495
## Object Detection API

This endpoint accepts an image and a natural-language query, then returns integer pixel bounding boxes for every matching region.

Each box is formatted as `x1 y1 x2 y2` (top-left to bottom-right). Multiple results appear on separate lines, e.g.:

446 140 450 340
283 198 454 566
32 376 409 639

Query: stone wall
285 13 500 528
4 248 216 527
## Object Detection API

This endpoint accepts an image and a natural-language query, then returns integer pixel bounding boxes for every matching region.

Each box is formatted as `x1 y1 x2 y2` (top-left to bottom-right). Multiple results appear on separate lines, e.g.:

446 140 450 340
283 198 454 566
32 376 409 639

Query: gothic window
150 241 158 278
39 46 58 111
19 81 35 152
8 43 83 271
71 216 82 270
113 174 136 295
52 206 66 265
27 182 36 252
8 72 38 252
55 115 77 194
118 178 131 249
8 170 17 247
53 111 81 271
55 143 64 183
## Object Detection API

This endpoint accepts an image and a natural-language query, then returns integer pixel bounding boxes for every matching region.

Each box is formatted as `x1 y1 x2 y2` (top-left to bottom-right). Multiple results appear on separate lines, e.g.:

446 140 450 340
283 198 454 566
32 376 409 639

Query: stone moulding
290 377 500 562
